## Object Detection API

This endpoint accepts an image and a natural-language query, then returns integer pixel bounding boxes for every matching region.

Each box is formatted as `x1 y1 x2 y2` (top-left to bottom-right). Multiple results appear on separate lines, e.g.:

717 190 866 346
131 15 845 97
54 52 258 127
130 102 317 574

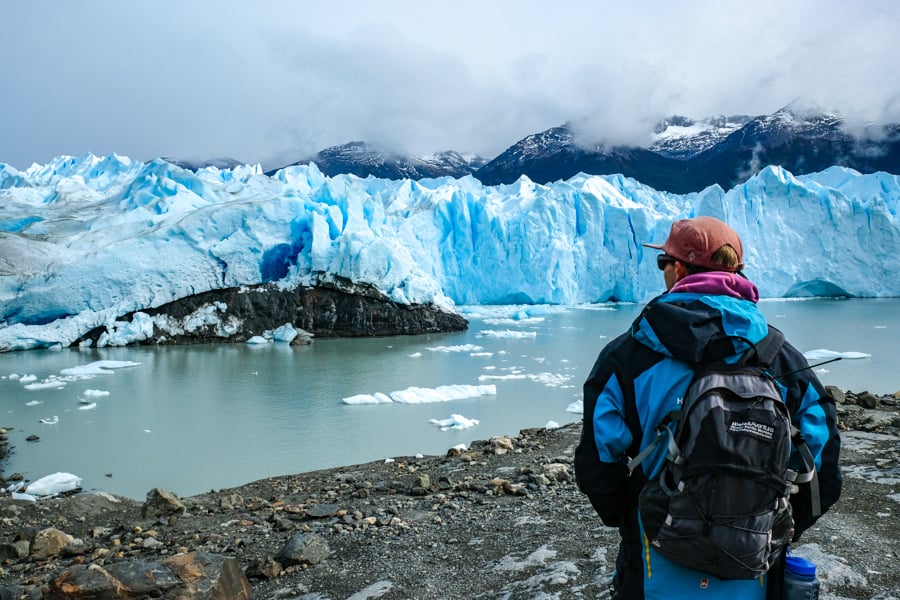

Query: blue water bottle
784 554 820 600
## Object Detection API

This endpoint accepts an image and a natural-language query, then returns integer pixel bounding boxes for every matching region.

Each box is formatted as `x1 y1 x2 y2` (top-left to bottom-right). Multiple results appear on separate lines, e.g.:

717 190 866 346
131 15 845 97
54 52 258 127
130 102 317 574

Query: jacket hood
631 274 768 363
669 271 760 303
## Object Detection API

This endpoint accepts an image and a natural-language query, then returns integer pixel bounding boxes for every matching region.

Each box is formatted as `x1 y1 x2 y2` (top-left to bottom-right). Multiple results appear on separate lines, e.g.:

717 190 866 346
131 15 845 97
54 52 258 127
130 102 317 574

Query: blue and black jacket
575 282 842 599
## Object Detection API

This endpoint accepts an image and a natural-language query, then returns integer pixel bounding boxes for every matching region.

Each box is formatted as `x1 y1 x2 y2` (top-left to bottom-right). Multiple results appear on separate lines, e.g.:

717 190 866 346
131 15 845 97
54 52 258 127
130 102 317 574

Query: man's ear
674 261 691 282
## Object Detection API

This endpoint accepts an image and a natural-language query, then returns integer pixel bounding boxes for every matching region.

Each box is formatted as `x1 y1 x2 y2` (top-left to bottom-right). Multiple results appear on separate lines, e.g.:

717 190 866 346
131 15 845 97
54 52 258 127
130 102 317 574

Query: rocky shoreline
0 387 898 599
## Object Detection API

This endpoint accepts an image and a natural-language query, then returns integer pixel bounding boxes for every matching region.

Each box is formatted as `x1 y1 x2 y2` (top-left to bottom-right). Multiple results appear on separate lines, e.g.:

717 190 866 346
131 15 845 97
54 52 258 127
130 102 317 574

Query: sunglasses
656 254 676 270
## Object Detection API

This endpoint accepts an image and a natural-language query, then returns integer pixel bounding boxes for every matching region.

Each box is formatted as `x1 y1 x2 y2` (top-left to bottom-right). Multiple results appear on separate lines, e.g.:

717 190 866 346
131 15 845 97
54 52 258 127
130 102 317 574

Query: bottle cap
785 556 817 577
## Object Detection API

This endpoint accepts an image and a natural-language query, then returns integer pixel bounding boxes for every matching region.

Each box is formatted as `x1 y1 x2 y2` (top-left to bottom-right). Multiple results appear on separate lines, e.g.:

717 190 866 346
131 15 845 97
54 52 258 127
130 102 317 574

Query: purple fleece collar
669 271 760 303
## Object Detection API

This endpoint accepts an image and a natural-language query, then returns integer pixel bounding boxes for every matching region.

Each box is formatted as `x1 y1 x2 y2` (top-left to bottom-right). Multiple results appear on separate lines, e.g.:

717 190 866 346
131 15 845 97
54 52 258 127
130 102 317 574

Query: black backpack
628 329 820 580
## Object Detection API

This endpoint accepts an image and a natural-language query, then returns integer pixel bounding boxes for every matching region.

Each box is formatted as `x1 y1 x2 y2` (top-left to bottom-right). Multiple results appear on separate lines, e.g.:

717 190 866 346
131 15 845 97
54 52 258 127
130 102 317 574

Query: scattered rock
0 586 23 600
245 557 282 580
826 385 845 404
857 391 879 409
541 463 572 482
31 528 75 560
142 488 186 519
304 503 340 519
219 493 243 511
274 533 330 567
490 436 515 455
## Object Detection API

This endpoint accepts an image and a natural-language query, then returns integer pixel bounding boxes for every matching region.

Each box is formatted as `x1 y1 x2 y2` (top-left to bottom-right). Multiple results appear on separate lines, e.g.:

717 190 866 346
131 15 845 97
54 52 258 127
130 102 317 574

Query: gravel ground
0 392 898 599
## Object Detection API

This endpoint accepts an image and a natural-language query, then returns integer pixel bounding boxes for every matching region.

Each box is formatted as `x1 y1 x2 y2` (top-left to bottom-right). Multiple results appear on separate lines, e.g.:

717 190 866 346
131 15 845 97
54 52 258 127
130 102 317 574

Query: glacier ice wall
1 153 898 351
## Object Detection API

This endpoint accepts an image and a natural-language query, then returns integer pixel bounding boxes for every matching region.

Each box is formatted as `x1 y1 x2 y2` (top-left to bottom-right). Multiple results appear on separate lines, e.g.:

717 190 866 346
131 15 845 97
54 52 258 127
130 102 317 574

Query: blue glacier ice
1 153 898 352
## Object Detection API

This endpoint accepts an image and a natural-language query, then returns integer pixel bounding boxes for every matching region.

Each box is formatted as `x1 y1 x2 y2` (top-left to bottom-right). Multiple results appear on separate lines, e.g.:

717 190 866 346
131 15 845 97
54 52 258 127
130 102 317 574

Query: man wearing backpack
575 216 842 599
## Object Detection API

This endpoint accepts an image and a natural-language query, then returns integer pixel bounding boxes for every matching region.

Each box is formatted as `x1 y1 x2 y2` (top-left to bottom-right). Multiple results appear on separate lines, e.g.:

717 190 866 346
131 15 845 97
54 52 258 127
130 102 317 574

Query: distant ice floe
83 389 110 397
430 414 480 431
566 400 583 414
426 344 484 353
343 392 394 405
39 416 59 425
545 421 560 429
573 303 621 312
18 361 141 392
342 384 496 405
60 360 141 376
391 384 496 404
478 371 573 388
459 305 571 320
804 349 871 360
483 317 546 326
246 335 269 345
477 330 538 339
77 402 97 410
24 379 67 390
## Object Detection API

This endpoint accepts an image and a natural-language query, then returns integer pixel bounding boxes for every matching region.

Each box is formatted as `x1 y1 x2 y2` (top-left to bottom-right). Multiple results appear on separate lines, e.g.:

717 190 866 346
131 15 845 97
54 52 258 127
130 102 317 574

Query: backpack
627 329 820 580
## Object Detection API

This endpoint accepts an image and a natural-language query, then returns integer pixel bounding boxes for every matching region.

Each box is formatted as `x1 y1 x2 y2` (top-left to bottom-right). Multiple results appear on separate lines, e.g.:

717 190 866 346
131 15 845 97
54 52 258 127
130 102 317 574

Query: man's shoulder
595 329 654 363
587 329 667 385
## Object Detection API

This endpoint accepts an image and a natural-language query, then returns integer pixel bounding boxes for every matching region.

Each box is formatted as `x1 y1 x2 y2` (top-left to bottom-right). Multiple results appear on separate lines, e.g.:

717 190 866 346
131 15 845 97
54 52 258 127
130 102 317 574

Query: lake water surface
1 298 897 500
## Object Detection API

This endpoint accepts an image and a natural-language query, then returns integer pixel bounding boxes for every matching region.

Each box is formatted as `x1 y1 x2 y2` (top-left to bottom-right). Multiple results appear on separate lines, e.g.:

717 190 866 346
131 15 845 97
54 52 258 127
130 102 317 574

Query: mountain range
181 106 900 194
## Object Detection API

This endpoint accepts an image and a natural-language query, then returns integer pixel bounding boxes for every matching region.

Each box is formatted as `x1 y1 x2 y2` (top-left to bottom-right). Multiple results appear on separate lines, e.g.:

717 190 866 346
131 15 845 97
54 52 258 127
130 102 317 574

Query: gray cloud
2 0 899 170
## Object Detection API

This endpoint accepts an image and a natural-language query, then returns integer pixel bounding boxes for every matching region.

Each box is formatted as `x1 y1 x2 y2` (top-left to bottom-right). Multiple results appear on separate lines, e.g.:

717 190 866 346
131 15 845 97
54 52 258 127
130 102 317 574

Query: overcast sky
2 0 899 170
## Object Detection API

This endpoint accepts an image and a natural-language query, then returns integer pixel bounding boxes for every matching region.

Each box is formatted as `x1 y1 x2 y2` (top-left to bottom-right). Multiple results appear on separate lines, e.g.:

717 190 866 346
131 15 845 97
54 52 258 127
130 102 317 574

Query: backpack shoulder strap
758 326 823 518
788 429 822 517
730 326 785 369
625 410 681 475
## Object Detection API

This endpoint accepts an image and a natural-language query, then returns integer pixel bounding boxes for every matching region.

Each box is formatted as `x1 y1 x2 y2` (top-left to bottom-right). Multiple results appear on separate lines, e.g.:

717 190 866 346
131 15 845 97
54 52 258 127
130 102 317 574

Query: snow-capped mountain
266 142 486 180
691 106 900 190
474 125 700 193
161 156 245 171
649 114 752 159
473 107 900 192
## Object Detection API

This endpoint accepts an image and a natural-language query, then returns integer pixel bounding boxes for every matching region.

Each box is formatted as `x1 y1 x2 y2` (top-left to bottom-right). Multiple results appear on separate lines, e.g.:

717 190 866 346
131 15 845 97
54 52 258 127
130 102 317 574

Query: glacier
1 153 899 352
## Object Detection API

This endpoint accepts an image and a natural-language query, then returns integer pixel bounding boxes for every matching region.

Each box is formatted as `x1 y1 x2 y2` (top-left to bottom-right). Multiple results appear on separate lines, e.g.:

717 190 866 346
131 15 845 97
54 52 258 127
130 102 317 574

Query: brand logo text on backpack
727 418 775 441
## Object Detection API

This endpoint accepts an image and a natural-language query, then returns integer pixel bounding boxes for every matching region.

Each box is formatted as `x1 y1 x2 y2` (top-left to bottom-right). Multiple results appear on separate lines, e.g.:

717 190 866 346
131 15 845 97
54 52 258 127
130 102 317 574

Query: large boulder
274 532 330 567
31 528 75 560
46 552 250 599
142 488 187 519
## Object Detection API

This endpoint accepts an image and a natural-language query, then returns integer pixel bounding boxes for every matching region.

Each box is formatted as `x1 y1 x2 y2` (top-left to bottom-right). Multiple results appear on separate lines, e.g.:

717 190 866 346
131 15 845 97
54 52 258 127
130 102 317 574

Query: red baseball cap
643 216 745 272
